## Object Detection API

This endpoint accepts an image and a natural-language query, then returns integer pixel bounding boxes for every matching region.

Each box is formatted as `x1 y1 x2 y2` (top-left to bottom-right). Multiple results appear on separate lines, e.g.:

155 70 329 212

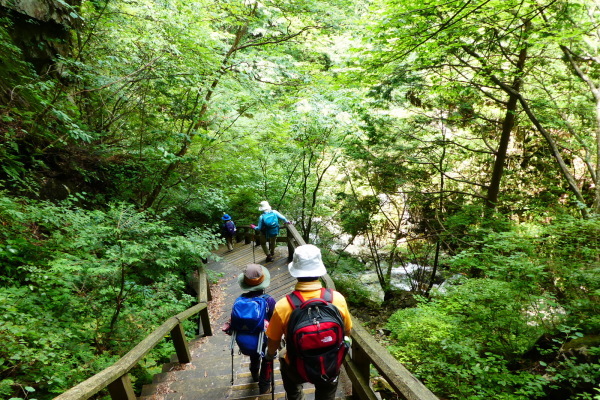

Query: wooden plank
352 340 371 385
107 374 136 400
344 358 378 400
171 322 191 364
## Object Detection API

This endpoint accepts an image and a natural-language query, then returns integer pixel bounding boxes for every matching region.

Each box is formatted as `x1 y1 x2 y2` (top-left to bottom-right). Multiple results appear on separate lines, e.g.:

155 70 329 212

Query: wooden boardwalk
139 240 349 399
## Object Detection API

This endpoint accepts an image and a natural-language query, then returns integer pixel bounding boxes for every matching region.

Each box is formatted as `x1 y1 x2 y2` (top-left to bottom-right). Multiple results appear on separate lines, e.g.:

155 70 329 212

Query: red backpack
285 288 349 384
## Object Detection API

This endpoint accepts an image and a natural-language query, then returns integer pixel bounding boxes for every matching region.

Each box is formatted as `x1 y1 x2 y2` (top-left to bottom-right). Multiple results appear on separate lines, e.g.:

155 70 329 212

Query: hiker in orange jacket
265 245 352 400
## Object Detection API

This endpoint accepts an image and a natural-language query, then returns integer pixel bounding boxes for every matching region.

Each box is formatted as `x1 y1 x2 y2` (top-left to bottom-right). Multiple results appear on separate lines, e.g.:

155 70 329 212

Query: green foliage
386 215 600 399
0 193 220 398
332 274 376 307
449 215 599 329
337 193 378 237
387 279 547 398
2 0 599 399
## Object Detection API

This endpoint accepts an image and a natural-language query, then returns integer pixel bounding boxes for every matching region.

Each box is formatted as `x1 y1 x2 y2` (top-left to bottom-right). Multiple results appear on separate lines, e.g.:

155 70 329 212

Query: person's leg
258 357 273 394
226 236 233 251
249 354 260 382
260 233 270 258
268 236 276 257
279 356 305 400
314 379 339 400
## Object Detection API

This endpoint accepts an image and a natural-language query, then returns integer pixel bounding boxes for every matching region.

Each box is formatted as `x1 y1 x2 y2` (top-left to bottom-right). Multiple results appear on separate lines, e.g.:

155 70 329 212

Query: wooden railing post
198 308 211 337
353 340 371 386
345 358 378 400
244 226 251 244
205 271 212 301
197 269 213 337
171 321 192 364
287 226 294 261
107 374 136 400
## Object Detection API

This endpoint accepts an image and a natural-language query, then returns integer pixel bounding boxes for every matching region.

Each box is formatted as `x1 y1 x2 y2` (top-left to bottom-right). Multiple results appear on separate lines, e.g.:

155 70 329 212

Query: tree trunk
485 46 528 209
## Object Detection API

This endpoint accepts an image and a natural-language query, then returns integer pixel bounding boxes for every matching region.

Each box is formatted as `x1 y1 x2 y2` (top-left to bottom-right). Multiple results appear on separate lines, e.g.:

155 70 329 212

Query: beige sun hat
288 244 327 278
238 263 271 291
258 201 272 212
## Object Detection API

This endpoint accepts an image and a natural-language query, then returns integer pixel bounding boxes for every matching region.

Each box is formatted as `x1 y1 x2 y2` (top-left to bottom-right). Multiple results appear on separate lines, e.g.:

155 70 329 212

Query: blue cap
222 214 232 221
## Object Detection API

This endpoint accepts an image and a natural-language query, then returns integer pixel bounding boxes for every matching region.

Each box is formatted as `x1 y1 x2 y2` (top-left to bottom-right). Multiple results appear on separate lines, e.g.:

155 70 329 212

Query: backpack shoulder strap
321 288 334 303
286 290 304 309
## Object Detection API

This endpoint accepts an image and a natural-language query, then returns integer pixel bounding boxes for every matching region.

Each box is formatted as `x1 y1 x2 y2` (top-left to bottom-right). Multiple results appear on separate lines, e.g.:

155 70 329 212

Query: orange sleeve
266 311 283 342
333 291 353 333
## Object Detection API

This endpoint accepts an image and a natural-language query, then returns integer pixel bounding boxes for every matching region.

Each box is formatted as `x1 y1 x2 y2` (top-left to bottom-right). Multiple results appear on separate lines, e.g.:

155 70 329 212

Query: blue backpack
224 220 236 235
262 212 279 230
230 295 268 356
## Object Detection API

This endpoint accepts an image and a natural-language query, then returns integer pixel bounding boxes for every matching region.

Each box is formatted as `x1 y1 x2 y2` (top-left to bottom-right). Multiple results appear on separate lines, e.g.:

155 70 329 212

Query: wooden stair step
160 353 278 379
142 385 315 400
143 374 284 395
142 375 241 396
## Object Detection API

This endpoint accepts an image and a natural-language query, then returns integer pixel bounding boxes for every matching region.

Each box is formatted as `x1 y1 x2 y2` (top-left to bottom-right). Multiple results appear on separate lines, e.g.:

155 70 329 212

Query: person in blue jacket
221 213 236 252
251 201 290 262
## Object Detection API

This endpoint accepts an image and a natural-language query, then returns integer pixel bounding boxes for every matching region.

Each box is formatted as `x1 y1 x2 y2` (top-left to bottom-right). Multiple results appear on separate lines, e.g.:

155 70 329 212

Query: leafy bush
386 215 600 399
387 279 547 398
332 274 377 307
0 194 221 399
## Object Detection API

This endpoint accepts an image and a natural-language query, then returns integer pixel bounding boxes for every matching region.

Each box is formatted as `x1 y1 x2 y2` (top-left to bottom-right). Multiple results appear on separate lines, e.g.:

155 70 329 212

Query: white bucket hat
288 244 327 278
258 201 272 212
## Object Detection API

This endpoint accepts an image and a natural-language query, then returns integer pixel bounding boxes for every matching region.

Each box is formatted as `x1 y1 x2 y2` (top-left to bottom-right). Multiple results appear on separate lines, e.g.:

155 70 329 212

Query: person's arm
253 215 263 231
266 296 276 320
266 337 279 359
333 291 353 334
265 304 284 359
273 210 289 223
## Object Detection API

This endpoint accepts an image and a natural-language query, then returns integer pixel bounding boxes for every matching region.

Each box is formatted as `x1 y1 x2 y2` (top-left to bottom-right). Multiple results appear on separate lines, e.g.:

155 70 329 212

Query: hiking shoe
259 384 272 394
266 256 273 262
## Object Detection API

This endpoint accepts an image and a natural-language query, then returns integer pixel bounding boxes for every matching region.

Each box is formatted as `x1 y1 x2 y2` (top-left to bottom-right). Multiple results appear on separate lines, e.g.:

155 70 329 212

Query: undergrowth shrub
387 279 547 399
0 194 221 399
387 215 600 399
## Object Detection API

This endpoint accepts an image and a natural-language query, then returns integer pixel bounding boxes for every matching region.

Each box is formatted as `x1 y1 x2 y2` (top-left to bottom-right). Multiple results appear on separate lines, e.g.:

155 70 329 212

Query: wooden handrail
54 269 212 400
283 224 438 400
347 324 438 400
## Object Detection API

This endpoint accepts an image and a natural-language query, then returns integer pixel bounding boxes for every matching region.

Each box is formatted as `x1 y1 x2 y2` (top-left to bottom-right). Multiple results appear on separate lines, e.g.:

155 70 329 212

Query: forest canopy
0 0 598 399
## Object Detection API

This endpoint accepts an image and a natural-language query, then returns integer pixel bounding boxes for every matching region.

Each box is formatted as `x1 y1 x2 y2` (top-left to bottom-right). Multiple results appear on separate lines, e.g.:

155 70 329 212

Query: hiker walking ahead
221 213 237 252
251 201 290 262
265 245 352 400
226 264 276 394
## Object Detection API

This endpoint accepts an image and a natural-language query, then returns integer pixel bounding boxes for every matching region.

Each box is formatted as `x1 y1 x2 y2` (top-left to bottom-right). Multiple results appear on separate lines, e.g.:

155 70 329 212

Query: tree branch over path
461 45 590 217
234 25 321 51
382 0 493 65
560 44 600 212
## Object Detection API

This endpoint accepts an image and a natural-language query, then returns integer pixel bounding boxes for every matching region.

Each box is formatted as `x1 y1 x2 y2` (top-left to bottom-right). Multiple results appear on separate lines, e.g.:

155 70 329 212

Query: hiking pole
230 333 235 385
271 359 275 400
252 231 256 263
